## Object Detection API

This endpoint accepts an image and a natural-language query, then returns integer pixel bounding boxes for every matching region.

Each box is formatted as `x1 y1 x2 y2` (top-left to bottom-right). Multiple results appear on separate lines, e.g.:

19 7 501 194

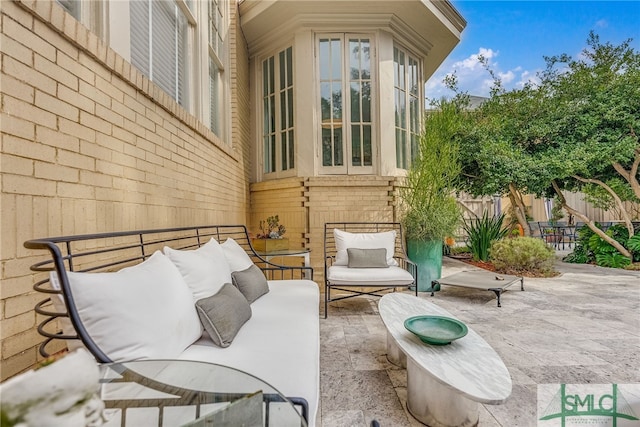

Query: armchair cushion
327 265 414 286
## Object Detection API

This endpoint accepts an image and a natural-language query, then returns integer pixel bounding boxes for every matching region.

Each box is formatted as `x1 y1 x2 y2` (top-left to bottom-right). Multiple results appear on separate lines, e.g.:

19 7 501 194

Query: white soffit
239 0 466 76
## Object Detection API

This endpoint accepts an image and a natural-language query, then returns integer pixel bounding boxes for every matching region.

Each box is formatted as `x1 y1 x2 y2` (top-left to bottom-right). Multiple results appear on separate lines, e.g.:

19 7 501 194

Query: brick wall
0 0 251 379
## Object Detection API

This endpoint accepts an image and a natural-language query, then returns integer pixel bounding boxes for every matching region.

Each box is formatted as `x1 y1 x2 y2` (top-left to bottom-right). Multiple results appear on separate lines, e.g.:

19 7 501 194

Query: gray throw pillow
231 264 270 303
195 283 252 348
347 248 389 268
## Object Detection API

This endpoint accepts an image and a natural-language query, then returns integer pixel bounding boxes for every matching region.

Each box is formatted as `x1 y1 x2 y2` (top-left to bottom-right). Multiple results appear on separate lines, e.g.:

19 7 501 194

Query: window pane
349 39 360 80
279 50 286 89
333 128 343 166
210 61 220 135
363 125 372 166
288 129 295 169
319 39 329 80
350 82 360 123
320 82 331 121
286 47 293 87
322 128 333 166
287 88 294 128
351 124 361 166
331 39 341 80
362 81 370 123
331 82 342 120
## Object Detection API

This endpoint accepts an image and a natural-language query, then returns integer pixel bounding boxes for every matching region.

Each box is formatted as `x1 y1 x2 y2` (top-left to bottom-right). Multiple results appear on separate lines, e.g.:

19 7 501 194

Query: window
209 0 225 137
130 0 189 106
56 0 80 19
319 35 373 174
262 47 294 174
394 46 421 169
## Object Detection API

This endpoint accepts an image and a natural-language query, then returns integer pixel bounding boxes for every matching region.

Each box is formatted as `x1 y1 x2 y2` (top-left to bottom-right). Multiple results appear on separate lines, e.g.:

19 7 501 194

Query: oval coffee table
379 293 512 427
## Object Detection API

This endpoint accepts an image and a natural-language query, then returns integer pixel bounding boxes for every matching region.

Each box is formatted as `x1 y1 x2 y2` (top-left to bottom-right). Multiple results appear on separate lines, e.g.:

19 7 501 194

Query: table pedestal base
407 358 479 427
386 332 406 368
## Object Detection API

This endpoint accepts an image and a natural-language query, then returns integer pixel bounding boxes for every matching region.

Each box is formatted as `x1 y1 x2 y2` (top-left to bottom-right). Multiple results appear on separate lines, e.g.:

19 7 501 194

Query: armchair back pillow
333 229 398 267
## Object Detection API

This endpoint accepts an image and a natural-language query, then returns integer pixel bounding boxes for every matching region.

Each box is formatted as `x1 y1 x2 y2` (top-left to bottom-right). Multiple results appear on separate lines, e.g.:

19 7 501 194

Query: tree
453 33 639 259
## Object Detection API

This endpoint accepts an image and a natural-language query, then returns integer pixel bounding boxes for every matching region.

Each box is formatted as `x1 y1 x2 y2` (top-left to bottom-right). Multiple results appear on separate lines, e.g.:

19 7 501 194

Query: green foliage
566 223 638 266
464 211 509 261
627 234 640 253
595 252 632 268
490 237 557 276
401 99 464 241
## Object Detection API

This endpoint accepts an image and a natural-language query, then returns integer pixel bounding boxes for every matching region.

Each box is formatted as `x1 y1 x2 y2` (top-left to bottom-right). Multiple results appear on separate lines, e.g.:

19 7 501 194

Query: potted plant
252 215 289 252
400 100 464 291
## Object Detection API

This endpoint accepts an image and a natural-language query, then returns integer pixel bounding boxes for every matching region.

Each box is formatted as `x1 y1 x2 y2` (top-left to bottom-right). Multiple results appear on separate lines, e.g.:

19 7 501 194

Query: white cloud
595 19 608 29
425 47 540 100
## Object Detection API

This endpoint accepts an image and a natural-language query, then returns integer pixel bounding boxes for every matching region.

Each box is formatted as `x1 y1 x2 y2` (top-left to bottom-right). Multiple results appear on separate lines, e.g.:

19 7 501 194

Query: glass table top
99 359 306 427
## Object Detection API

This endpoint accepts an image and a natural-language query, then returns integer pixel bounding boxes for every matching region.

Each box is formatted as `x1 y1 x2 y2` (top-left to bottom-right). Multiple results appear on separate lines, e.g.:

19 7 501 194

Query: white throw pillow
221 238 254 272
333 228 399 266
49 272 87 352
66 251 202 362
164 238 232 301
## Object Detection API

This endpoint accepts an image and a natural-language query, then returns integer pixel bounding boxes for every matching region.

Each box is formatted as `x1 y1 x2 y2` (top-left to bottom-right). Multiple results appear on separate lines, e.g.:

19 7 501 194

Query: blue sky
425 1 640 100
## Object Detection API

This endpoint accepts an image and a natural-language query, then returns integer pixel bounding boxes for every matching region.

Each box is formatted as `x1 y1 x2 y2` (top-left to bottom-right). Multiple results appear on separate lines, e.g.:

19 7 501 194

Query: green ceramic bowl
404 315 468 345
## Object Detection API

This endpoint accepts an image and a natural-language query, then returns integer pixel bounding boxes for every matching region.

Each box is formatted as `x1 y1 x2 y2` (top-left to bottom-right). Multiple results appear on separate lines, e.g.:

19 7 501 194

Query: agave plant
464 211 509 261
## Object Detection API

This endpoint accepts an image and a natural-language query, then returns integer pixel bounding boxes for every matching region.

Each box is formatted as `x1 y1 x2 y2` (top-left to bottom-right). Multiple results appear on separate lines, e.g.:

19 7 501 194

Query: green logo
539 384 639 426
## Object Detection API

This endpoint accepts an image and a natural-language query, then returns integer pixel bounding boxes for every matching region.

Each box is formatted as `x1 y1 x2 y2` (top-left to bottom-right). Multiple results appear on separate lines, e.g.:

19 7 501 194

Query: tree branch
612 146 640 199
572 174 634 236
508 183 529 236
552 180 632 258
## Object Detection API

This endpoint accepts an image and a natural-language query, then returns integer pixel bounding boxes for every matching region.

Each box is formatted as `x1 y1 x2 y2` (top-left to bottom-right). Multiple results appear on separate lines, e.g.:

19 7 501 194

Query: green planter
407 239 443 292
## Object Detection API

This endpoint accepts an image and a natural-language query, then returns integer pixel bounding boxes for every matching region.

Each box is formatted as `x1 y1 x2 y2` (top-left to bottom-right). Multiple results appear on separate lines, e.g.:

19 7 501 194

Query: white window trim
394 43 423 171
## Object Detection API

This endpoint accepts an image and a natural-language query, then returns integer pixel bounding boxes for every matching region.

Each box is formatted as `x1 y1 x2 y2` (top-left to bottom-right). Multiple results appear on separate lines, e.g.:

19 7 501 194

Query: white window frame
317 33 375 175
394 44 423 169
206 0 229 141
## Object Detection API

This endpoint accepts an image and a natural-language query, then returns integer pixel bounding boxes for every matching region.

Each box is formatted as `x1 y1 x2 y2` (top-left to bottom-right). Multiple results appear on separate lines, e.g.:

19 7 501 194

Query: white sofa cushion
66 251 203 362
164 238 232 301
327 265 414 286
221 238 254 272
179 279 320 426
333 229 399 266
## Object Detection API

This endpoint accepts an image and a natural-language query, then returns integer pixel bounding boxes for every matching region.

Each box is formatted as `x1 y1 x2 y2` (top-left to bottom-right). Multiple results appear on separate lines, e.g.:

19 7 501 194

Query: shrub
464 211 509 261
490 237 557 277
566 223 639 267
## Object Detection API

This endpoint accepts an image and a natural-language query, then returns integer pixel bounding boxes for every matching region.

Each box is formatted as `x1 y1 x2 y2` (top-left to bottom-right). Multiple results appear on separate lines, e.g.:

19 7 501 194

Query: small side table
256 249 311 279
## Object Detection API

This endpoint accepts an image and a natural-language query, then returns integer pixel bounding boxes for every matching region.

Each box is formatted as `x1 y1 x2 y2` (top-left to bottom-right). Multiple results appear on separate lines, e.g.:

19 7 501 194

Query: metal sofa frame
323 222 417 318
24 225 313 425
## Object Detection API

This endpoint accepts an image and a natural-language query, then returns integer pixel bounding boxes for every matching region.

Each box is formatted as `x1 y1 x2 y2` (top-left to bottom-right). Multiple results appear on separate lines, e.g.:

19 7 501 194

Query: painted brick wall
0 0 251 379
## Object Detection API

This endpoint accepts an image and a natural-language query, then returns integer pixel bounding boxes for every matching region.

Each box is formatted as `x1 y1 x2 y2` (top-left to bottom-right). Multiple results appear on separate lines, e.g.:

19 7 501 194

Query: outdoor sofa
24 225 319 426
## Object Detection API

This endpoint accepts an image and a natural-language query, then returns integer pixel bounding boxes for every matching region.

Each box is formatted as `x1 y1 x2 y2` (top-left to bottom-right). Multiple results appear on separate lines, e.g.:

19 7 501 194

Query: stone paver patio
317 255 640 426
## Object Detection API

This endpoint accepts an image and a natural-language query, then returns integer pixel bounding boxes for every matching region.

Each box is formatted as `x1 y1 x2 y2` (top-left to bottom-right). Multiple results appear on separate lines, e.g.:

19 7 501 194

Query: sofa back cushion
333 229 398 267
66 251 203 361
221 238 254 272
164 238 232 301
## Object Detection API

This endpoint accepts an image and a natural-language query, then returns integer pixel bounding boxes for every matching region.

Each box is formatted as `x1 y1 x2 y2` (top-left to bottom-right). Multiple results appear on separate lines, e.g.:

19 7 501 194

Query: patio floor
317 254 640 426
